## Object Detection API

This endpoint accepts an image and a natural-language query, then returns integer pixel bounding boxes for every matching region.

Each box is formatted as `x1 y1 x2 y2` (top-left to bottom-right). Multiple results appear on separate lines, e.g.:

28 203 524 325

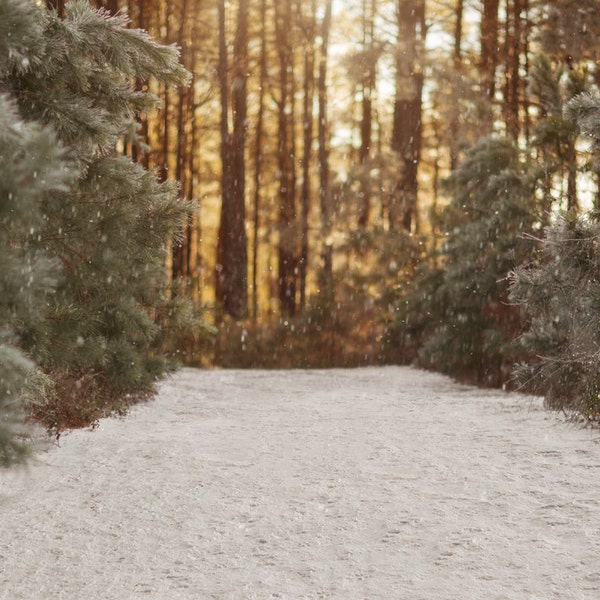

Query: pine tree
0 93 73 465
1 0 191 434
510 92 600 418
396 136 539 386
0 0 75 464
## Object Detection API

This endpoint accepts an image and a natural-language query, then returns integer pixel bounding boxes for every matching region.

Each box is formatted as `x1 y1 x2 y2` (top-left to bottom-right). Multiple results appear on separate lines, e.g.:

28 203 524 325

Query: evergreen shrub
394 136 540 386
1 0 193 444
510 92 600 418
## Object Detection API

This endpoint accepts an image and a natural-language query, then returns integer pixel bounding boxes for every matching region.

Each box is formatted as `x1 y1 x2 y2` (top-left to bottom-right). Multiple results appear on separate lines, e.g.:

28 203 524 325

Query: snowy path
1 367 600 599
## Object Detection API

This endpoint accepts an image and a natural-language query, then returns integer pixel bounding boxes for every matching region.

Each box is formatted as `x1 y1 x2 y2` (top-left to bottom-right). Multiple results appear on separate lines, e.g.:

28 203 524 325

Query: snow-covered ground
1 366 600 599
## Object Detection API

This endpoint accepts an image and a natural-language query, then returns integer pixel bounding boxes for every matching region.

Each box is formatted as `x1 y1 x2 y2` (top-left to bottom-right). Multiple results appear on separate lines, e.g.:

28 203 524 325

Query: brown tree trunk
318 0 334 304
172 0 190 282
216 0 233 311
391 0 425 233
251 0 268 323
93 0 119 13
216 0 248 319
357 0 377 228
504 0 522 140
276 0 298 317
449 0 464 170
481 0 500 102
299 0 316 313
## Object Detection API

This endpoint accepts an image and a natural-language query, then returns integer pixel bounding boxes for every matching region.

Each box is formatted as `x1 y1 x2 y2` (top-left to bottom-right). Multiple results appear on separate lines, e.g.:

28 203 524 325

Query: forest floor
1 366 600 599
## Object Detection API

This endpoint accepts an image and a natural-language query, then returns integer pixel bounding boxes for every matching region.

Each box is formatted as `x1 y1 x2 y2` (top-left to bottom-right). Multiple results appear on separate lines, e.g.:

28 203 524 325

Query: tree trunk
276 0 298 317
172 0 190 282
504 0 522 140
251 0 268 323
480 0 500 102
391 0 426 232
299 0 316 313
216 0 248 319
216 0 233 310
318 0 334 304
357 0 377 228
449 0 464 170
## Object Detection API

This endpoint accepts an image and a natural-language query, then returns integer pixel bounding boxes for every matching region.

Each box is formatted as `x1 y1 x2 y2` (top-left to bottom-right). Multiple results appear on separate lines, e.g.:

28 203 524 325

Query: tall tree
357 0 377 227
449 0 464 170
391 0 426 232
216 0 249 319
299 0 317 312
275 0 299 317
480 0 500 103
251 0 268 321
318 0 334 304
503 0 526 139
172 0 191 283
510 92 600 418
0 20 75 460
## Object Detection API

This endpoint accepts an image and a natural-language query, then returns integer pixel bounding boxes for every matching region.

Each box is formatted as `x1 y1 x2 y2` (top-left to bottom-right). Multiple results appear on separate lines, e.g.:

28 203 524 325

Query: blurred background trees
4 0 600 461
83 0 600 410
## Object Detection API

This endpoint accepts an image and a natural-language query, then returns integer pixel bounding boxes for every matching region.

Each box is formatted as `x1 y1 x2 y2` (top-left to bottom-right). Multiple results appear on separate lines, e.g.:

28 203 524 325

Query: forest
2 0 600 464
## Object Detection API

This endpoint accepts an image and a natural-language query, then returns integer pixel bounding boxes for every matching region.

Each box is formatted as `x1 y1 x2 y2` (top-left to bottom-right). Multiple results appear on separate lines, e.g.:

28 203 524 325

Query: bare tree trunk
299 0 316 313
522 0 531 143
93 0 120 14
481 0 500 103
230 0 249 317
216 0 233 310
251 0 268 323
504 0 523 140
449 0 464 170
216 0 249 319
276 0 298 317
357 0 377 228
172 0 190 282
391 0 426 232
318 0 334 304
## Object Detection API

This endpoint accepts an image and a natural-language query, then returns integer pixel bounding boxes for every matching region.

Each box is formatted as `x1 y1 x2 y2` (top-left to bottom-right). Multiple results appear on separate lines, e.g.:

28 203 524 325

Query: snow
2 366 600 599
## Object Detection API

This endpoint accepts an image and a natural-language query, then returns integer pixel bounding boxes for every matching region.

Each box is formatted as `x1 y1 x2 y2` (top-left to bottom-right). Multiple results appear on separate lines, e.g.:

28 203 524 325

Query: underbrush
25 369 155 436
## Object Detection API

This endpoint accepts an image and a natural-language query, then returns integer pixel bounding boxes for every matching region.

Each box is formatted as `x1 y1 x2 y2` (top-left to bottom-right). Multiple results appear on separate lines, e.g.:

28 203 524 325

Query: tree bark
449 0 464 170
391 0 426 232
357 0 377 228
504 0 523 140
299 0 316 313
172 0 190 282
276 0 299 317
216 0 249 319
251 0 268 323
318 0 334 303
480 0 500 102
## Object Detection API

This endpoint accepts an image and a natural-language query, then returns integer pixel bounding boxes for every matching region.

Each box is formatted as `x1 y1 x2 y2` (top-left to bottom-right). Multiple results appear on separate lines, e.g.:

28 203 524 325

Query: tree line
3 0 600 465
106 0 600 408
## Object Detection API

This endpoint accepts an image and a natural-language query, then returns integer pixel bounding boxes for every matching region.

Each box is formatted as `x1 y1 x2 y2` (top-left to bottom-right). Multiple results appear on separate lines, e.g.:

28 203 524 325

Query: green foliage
565 91 600 157
0 0 193 440
510 214 600 416
0 87 72 464
390 56 596 391
510 92 600 418
394 136 540 386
